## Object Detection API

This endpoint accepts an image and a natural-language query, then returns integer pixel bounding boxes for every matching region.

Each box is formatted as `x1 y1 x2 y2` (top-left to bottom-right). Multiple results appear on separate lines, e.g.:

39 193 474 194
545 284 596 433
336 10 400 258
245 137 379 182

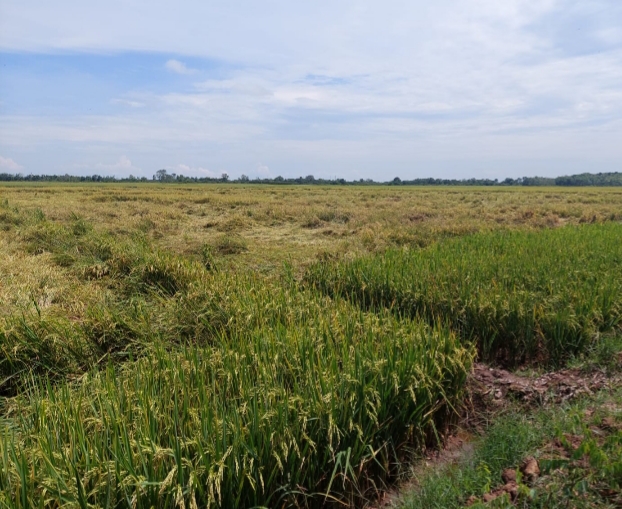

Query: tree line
1 170 621 186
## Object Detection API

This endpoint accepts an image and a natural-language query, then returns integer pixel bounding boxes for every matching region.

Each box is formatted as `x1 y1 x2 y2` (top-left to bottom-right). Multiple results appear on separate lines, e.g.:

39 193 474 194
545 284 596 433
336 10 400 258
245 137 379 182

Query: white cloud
100 155 132 169
194 77 272 97
165 59 197 75
256 163 271 177
0 0 621 178
0 156 23 171
95 156 141 174
597 27 622 45
64 156 143 177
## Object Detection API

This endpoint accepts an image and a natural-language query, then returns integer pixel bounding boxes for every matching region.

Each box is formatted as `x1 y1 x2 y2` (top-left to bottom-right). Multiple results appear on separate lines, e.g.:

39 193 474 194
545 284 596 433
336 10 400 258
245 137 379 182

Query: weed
398 338 622 509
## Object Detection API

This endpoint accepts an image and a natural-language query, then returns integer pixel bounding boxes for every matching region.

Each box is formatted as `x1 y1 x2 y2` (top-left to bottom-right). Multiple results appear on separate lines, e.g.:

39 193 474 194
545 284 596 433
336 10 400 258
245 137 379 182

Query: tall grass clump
306 223 622 365
0 310 472 507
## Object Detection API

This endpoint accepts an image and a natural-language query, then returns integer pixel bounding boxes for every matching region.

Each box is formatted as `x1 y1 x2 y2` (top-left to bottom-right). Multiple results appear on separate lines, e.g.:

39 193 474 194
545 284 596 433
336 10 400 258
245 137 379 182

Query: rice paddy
1 183 621 507
306 224 622 365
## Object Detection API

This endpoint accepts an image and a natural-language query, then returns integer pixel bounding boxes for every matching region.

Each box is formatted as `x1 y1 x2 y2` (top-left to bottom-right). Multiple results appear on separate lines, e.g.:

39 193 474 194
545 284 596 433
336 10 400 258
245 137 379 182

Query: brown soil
469 362 621 407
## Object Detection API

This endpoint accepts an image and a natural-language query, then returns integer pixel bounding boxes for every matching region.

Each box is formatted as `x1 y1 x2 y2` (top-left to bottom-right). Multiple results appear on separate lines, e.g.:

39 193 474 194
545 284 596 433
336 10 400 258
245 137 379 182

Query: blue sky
1 1 621 180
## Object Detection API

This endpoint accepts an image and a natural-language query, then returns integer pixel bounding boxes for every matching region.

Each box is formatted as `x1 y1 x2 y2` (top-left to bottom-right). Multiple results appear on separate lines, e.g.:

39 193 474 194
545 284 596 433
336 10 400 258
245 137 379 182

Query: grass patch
397 385 622 509
398 412 553 509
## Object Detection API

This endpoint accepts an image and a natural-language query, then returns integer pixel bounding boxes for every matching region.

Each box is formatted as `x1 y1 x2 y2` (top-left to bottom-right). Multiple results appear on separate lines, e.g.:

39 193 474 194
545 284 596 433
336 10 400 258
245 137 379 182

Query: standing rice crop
306 224 622 365
0 307 472 507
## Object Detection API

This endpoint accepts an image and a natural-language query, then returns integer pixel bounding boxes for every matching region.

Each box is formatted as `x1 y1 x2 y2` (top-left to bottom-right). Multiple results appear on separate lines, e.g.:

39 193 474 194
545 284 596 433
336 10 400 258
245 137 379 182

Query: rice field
306 224 622 365
1 184 621 507
1 318 470 507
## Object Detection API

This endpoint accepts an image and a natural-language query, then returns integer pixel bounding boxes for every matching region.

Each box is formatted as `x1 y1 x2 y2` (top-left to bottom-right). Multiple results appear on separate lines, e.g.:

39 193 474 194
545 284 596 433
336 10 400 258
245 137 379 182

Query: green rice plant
1 228 334 394
306 224 622 365
163 271 343 343
109 246 205 296
0 202 22 231
200 243 218 271
0 298 162 395
0 313 93 395
1 207 474 504
79 297 159 353
0 307 472 507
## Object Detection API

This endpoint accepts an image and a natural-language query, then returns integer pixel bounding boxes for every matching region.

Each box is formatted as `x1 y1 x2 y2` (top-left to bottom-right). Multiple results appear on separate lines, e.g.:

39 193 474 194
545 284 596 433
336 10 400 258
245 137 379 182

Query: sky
0 1 621 180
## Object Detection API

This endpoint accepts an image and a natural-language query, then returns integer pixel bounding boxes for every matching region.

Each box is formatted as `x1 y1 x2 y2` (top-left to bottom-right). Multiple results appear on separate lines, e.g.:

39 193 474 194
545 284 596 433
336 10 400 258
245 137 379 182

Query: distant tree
521 176 555 186
555 172 622 186
239 174 250 182
155 169 168 181
221 173 229 182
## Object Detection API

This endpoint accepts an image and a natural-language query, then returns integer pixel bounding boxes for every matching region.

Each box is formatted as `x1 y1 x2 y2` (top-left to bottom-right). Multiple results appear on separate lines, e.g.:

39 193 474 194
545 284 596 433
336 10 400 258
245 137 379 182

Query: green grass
398 413 553 509
306 224 622 365
397 385 622 509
